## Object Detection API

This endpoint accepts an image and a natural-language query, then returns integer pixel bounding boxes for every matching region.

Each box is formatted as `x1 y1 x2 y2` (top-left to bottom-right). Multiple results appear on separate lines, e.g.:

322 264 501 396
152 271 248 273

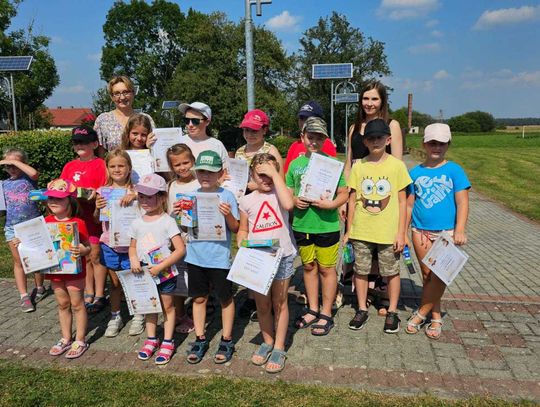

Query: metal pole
330 80 334 144
345 104 349 151
245 0 255 110
10 73 17 132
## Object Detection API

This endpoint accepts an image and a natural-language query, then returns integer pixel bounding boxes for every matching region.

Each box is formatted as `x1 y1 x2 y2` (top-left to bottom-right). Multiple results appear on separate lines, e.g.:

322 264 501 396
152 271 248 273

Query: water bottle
343 242 355 264
403 244 416 274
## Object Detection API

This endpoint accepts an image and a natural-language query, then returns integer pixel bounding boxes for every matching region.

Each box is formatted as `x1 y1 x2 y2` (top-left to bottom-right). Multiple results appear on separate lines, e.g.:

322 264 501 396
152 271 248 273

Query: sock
20 293 28 299
147 336 157 341
196 335 206 342
111 311 121 318
163 338 173 344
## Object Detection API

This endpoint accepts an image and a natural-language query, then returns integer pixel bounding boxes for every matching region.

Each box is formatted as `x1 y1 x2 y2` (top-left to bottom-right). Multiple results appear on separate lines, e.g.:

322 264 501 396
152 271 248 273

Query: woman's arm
453 189 469 245
389 119 403 160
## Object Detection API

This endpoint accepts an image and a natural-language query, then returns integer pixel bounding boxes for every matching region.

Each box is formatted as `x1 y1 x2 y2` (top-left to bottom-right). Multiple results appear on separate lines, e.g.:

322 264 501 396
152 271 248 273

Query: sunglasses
182 117 206 126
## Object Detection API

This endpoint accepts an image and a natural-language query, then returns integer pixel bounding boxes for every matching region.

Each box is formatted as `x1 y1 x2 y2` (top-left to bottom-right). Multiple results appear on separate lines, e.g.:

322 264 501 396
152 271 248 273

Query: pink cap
239 109 270 130
44 179 77 198
135 173 167 196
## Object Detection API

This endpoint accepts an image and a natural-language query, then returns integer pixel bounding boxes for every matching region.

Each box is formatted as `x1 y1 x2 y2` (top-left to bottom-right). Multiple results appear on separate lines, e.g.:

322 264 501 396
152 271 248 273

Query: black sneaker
238 298 256 318
383 311 401 334
348 309 369 330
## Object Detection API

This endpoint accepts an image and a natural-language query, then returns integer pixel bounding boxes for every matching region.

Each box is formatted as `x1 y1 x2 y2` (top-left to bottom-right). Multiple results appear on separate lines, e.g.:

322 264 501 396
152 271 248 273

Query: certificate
126 149 154 184
222 158 249 201
14 216 59 274
190 193 226 241
227 247 284 295
116 269 162 315
0 181 6 210
421 232 469 286
299 153 344 202
109 200 140 247
151 128 183 172
99 187 127 221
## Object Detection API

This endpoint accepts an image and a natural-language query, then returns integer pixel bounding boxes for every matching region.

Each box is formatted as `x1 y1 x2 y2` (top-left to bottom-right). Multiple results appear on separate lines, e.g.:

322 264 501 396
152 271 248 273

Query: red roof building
46 107 93 128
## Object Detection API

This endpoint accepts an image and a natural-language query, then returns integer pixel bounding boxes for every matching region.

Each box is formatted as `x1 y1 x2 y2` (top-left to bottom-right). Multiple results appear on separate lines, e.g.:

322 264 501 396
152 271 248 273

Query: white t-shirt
128 213 181 261
179 135 229 169
167 179 200 214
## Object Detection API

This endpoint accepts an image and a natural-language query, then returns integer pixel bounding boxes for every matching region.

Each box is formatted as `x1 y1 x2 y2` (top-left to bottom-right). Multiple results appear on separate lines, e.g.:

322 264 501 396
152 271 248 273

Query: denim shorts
274 254 296 280
4 225 15 242
158 277 177 295
100 243 130 271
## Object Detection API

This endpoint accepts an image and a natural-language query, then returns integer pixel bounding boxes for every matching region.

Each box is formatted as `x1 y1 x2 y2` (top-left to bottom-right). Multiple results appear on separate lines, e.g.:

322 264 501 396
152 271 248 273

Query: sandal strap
304 309 319 318
317 314 333 323
141 339 159 353
268 349 287 364
254 342 273 357
429 318 444 324
157 342 175 357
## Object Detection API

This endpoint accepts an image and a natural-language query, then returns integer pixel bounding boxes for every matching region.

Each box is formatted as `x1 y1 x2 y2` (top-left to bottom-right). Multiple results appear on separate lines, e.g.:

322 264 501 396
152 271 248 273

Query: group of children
2 112 470 372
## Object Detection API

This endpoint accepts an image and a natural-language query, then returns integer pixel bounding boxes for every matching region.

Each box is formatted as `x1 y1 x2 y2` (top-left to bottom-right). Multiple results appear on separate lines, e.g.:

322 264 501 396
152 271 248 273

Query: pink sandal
175 315 195 334
155 341 175 365
65 341 88 359
49 338 72 356
138 338 160 360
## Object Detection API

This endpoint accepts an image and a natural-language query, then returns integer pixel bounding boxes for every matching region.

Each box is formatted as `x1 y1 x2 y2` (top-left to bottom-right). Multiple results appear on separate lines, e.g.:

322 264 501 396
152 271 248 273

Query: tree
463 110 495 132
391 107 434 129
447 115 481 133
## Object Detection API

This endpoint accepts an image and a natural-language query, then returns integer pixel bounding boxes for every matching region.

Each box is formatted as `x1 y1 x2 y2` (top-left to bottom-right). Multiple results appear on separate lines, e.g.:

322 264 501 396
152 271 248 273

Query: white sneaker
104 316 124 337
128 314 145 336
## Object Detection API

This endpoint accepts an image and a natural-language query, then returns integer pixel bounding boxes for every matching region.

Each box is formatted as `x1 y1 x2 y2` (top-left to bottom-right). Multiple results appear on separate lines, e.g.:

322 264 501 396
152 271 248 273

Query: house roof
46 107 93 127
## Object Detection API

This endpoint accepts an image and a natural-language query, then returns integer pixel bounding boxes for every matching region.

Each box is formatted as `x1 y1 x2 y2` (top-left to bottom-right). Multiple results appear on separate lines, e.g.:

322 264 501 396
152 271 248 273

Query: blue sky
8 0 540 118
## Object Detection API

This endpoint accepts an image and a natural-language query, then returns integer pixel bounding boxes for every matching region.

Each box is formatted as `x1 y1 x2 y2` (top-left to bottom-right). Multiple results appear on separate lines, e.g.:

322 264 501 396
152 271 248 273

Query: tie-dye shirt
3 176 41 227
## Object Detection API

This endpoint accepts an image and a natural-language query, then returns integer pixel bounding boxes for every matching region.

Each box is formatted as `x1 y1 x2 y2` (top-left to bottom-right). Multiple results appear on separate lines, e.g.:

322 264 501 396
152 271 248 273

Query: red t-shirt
284 139 337 174
44 216 88 282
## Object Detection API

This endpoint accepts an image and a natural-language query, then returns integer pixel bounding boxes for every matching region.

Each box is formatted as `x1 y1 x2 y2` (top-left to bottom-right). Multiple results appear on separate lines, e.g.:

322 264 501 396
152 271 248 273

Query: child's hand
311 199 333 210
148 264 162 277
393 234 406 253
453 230 467 246
219 202 232 216
131 261 142 274
255 162 278 179
221 172 232 182
120 193 136 207
95 195 107 209
146 132 156 148
342 233 349 244
70 244 83 258
11 237 21 247
172 200 183 215
294 197 310 210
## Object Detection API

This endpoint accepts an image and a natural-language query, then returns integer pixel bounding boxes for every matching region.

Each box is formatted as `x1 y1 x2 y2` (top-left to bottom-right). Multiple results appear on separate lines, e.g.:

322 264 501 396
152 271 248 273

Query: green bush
269 135 296 157
0 130 74 188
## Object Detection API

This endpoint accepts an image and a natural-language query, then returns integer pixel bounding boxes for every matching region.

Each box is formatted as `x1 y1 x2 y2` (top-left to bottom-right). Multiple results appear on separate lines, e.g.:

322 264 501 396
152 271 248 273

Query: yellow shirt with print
347 155 412 244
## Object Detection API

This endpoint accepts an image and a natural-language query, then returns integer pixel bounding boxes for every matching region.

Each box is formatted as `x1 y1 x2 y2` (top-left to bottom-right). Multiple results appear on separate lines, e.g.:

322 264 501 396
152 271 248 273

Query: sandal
214 339 235 364
311 314 334 336
87 296 107 314
49 338 72 356
84 293 94 308
405 311 427 334
295 293 308 305
186 339 209 364
251 342 273 366
294 309 319 329
175 315 195 334
155 341 175 365
425 319 443 340
65 341 88 359
265 349 287 374
138 338 160 360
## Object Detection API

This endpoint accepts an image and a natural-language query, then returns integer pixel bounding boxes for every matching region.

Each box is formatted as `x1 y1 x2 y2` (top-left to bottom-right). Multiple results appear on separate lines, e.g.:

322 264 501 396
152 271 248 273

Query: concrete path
0 155 539 401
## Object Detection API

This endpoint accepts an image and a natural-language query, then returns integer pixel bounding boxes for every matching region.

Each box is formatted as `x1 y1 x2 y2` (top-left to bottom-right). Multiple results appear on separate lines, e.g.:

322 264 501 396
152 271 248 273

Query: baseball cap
135 173 167 196
364 119 391 138
71 126 98 143
424 123 452 143
302 116 328 138
194 150 223 172
44 178 77 198
178 102 212 120
239 109 270 130
298 100 323 119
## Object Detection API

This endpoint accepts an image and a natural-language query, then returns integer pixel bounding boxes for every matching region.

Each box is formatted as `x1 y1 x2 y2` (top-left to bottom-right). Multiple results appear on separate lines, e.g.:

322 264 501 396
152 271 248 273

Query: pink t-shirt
238 190 297 257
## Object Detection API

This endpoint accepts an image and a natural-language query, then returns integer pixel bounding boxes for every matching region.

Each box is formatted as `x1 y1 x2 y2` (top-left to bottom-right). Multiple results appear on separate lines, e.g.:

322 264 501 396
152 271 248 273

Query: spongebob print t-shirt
347 155 412 244
408 161 471 231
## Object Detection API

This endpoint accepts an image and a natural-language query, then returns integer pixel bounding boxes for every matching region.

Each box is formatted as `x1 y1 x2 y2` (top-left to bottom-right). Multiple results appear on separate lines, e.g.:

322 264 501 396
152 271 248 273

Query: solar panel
312 63 353 80
335 93 359 104
0 56 33 71
162 100 180 109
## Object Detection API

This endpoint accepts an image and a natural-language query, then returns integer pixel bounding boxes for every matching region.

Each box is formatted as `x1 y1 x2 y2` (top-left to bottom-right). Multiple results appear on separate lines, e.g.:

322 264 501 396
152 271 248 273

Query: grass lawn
406 132 540 222
0 360 533 407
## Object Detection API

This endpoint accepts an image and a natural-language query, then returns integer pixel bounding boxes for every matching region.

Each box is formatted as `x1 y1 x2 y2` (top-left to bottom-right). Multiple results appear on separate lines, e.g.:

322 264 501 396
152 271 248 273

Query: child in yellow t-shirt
344 118 412 334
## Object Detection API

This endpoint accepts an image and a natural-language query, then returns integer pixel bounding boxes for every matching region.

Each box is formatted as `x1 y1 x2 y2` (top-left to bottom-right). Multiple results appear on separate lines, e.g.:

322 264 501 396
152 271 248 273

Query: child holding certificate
237 153 296 373
286 117 348 336
344 119 412 334
128 173 185 365
1 148 46 313
120 114 153 150
41 179 91 358
95 149 142 337
405 123 470 339
185 150 239 364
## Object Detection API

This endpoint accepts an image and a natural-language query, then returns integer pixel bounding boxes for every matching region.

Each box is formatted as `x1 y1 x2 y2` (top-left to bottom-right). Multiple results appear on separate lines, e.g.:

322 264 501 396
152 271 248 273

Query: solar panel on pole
0 56 33 71
161 100 180 110
311 63 353 80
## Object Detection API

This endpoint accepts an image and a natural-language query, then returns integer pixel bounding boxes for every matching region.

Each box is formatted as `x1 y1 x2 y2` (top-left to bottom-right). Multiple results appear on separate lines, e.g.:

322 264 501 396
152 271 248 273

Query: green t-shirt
285 154 346 234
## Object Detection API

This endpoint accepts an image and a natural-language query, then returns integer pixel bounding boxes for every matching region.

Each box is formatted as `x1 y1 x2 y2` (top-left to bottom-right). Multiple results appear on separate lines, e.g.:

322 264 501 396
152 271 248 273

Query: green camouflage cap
302 116 328 138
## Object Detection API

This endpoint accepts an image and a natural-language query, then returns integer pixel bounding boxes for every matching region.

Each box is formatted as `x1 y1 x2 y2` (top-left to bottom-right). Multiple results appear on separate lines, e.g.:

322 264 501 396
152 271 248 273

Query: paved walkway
0 155 539 401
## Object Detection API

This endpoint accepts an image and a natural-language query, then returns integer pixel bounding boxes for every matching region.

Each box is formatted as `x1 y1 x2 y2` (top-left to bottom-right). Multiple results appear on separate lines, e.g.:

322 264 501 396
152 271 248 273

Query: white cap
424 123 451 143
179 102 212 120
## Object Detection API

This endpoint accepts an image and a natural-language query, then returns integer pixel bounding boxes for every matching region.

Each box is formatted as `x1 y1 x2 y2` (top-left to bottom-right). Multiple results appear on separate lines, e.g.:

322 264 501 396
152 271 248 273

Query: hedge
268 135 296 157
0 130 74 188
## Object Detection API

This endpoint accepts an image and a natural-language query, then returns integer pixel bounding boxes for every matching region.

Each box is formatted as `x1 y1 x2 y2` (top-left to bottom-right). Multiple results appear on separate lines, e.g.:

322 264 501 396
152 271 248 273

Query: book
99 187 127 222
145 245 179 285
43 221 82 275
175 193 197 228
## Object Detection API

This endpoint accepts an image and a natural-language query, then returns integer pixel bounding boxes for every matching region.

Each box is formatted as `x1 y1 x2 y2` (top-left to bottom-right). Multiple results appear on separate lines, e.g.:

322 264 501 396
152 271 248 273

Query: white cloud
386 76 434 92
266 11 301 32
58 85 86 94
407 42 441 54
434 69 450 80
473 5 540 30
50 36 64 45
425 19 439 28
87 52 101 62
430 29 443 38
378 0 440 20
460 69 540 89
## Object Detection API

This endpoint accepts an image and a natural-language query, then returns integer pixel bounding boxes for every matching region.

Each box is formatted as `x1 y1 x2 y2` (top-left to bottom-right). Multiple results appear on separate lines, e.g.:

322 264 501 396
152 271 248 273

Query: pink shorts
89 236 101 245
51 278 85 291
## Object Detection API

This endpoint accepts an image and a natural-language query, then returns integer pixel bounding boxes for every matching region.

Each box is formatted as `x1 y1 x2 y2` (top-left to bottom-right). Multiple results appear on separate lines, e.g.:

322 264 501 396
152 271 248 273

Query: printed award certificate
145 244 179 285
14 216 59 274
109 201 140 247
151 127 183 172
0 181 6 211
190 193 226 241
43 222 82 275
126 149 154 184
421 232 469 286
221 158 248 201
298 153 344 202
227 247 284 295
116 269 162 315
99 187 127 222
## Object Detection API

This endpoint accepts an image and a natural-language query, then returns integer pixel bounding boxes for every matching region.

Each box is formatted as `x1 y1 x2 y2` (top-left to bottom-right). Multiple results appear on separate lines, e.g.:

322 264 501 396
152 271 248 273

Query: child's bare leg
160 294 175 339
175 296 186 318
354 274 369 310
192 296 208 337
318 264 337 318
90 243 107 299
145 313 158 338
386 274 400 312
419 274 447 322
220 297 235 339
254 292 274 346
108 270 122 313
68 287 87 342
9 241 28 296
302 261 319 323
271 278 290 351
54 286 73 342
85 258 95 302
33 272 44 291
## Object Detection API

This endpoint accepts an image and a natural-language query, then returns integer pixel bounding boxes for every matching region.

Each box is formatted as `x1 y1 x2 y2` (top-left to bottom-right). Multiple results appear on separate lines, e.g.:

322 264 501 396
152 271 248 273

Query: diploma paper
221 158 248 201
109 201 140 247
0 181 6 211
421 232 469 286
227 247 284 295
151 127 183 172
127 149 154 184
191 193 226 241
99 187 127 222
14 216 59 274
116 269 162 315
299 153 344 202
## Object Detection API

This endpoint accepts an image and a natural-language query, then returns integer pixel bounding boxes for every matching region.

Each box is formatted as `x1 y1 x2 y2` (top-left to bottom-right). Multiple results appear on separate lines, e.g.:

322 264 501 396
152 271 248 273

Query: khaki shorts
350 240 400 277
